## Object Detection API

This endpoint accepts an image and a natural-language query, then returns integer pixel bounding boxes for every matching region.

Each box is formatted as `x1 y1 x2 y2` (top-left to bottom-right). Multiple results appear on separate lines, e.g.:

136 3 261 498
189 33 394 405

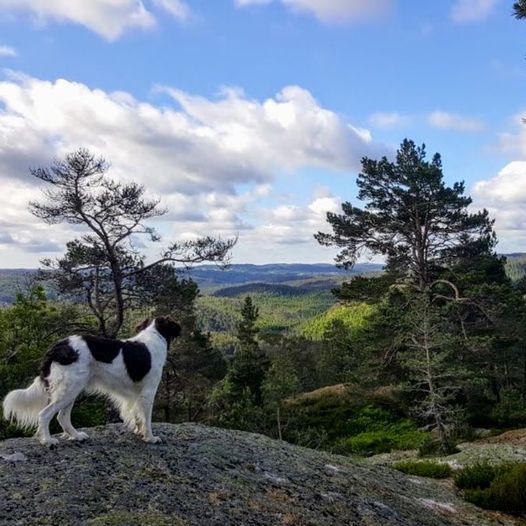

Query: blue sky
0 0 525 266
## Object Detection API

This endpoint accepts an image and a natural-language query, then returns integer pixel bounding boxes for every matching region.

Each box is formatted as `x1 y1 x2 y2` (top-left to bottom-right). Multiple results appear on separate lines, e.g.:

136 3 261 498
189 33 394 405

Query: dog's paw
68 432 89 441
40 437 59 447
144 436 162 444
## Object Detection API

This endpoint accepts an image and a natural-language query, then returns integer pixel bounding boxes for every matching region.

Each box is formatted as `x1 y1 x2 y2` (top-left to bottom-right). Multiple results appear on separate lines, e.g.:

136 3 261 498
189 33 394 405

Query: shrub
333 423 426 456
456 463 526 516
453 462 505 490
488 464 526 514
393 460 451 479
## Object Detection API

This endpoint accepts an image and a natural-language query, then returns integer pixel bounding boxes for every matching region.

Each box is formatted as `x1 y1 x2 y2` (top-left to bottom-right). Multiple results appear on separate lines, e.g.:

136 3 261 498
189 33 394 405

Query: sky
0 0 525 267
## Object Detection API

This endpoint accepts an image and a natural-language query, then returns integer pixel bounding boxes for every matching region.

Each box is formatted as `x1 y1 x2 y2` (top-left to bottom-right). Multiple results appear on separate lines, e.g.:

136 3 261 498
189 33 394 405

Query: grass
392 460 452 479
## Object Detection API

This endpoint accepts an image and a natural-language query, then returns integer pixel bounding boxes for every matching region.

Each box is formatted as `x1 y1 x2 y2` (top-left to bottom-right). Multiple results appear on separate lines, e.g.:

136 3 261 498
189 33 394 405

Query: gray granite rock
0 423 520 526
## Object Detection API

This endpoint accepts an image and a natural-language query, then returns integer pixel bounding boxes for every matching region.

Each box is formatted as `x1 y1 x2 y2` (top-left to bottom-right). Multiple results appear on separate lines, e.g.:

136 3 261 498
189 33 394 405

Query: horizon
0 1 525 266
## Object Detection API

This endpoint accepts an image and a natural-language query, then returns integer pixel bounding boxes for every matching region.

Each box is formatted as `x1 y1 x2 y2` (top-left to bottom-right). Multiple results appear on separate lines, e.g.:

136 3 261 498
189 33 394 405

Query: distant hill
0 269 40 305
0 264 382 305
182 262 383 291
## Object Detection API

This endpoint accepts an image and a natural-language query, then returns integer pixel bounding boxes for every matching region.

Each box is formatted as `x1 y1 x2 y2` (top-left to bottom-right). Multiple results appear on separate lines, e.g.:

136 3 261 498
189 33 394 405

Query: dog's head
153 316 182 346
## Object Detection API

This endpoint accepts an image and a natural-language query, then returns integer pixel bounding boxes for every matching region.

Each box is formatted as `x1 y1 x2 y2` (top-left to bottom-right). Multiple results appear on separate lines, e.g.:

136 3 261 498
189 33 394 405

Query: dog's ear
154 316 182 344
135 318 151 334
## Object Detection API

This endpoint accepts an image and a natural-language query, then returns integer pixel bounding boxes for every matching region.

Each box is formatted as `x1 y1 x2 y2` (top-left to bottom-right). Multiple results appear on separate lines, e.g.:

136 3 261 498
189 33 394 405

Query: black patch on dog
83 335 122 364
154 316 182 346
122 341 151 382
135 318 151 334
40 339 79 386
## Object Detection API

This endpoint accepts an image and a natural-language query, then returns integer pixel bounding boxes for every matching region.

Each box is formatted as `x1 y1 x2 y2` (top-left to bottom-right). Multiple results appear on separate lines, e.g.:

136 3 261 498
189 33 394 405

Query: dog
2 316 181 446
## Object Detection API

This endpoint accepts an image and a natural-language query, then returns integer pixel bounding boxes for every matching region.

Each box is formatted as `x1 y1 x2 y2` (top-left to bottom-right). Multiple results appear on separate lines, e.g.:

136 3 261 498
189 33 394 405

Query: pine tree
316 139 495 291
514 0 526 18
229 296 270 405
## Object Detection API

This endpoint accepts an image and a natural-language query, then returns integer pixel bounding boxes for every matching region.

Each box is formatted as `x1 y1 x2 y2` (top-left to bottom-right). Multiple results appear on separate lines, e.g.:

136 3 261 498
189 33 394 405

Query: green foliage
300 303 375 341
0 286 104 439
489 388 526 427
196 290 335 340
290 401 427 456
456 463 526 516
393 460 452 479
453 462 507 490
315 139 495 287
333 419 426 456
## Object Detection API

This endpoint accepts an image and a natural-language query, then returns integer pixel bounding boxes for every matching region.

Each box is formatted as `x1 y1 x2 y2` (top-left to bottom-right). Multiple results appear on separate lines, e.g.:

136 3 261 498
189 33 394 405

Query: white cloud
235 0 393 23
369 111 411 129
253 194 341 247
473 161 526 204
428 110 485 132
160 84 382 175
472 162 526 251
450 0 500 23
0 45 17 57
0 72 381 263
0 0 190 41
152 0 190 20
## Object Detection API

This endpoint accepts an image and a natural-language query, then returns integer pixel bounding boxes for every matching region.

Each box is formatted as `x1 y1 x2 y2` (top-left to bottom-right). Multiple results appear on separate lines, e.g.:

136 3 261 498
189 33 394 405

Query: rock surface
367 429 526 469
0 423 521 526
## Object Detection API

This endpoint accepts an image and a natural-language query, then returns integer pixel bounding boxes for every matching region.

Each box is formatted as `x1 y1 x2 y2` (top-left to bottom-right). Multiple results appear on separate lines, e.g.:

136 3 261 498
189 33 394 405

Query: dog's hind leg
37 366 88 446
37 398 68 446
57 402 89 441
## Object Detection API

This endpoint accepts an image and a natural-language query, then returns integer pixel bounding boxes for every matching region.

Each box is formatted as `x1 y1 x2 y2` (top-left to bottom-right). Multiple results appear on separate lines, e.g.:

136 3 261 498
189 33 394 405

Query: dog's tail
2 377 49 430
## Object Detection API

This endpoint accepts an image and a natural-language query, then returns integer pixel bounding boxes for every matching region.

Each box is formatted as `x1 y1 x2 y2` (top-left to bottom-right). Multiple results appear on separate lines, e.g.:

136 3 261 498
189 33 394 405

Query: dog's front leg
137 390 161 444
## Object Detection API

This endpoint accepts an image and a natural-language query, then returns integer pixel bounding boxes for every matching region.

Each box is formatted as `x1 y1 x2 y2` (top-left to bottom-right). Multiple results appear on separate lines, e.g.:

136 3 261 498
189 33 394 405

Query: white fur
2 322 169 446
2 377 48 430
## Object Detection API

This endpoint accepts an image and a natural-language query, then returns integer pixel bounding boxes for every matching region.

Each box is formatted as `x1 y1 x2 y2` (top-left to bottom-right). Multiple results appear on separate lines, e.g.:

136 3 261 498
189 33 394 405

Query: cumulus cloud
450 0 500 23
472 162 526 251
0 45 17 57
428 110 485 132
235 0 393 23
0 72 380 262
0 0 190 41
255 194 341 246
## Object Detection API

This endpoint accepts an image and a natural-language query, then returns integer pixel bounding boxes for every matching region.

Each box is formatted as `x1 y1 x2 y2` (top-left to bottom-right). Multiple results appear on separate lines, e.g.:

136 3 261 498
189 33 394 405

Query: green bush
393 460 451 479
333 421 426 456
488 464 526 514
456 463 526 516
453 462 505 490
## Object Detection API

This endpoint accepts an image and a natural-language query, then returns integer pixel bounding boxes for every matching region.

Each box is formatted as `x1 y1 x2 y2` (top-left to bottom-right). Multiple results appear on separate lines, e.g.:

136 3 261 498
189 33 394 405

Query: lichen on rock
0 424 520 526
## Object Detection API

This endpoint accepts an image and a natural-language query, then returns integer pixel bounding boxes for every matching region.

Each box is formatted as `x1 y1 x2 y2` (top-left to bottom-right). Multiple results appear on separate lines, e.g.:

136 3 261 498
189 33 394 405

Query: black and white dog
2 316 181 446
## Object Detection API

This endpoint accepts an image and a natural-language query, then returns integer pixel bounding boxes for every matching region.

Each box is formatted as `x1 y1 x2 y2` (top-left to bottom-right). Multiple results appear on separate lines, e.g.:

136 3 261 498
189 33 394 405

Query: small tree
30 149 235 336
262 353 300 440
229 296 270 405
397 293 467 452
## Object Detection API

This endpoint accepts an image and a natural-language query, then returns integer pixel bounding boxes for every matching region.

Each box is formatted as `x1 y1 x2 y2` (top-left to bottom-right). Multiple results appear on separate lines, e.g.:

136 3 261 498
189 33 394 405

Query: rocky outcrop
0 423 520 526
